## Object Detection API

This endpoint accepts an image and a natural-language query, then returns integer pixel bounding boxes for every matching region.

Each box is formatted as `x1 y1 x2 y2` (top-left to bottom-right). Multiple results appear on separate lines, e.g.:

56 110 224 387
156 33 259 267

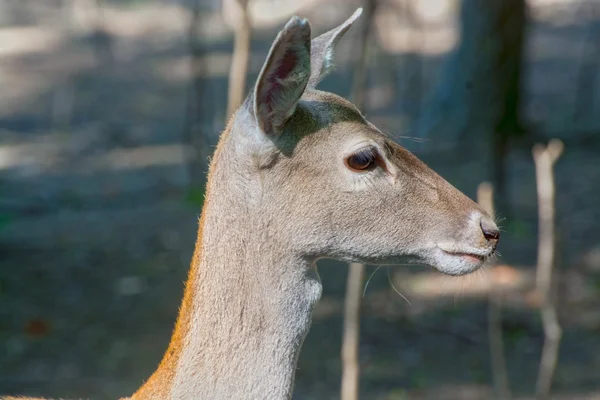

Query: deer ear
308 8 362 88
254 16 311 137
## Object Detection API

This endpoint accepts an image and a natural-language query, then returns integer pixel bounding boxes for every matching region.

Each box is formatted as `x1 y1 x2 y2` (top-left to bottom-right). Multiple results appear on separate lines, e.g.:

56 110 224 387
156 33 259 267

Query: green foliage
468 356 487 383
185 187 205 208
386 389 408 400
408 369 428 389
0 212 14 231
503 322 527 347
505 218 529 238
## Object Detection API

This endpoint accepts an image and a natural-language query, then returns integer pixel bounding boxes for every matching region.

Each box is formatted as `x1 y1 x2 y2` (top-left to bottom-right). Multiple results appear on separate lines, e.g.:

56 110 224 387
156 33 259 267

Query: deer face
233 9 498 276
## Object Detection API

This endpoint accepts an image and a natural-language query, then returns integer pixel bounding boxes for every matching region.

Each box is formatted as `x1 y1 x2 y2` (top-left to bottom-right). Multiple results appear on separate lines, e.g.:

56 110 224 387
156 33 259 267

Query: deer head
129 9 501 400
224 8 499 275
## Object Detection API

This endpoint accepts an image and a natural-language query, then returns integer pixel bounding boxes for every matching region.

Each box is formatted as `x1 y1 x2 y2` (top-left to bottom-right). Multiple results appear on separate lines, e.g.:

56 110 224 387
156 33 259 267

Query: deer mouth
440 250 487 263
431 244 494 276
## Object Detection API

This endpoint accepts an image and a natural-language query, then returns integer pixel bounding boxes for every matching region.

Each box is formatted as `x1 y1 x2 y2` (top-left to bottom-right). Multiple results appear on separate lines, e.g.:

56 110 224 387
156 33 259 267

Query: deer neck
133 131 322 400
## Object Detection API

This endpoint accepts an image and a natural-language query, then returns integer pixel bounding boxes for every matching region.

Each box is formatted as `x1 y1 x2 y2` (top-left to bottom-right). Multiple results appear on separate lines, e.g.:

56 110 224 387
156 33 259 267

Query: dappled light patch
153 51 266 82
392 265 531 300
374 10 457 56
0 27 65 57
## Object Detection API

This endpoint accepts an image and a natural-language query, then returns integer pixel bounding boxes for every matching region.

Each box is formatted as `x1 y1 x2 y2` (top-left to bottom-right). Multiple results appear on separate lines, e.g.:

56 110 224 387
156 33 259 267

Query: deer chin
429 244 493 276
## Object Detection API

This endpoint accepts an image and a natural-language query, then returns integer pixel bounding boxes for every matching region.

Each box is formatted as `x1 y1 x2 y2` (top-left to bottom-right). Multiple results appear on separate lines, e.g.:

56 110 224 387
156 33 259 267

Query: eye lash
353 146 378 164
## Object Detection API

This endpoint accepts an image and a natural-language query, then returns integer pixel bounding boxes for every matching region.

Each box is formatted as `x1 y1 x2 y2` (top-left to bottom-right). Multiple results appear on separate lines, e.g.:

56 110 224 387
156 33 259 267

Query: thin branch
225 0 252 119
532 139 564 400
341 262 365 400
403 0 423 127
182 0 206 185
478 182 511 400
351 0 376 110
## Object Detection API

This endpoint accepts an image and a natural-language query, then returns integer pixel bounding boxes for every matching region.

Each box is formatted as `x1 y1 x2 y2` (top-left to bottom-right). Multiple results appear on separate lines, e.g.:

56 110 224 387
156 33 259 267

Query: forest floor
1 1 600 399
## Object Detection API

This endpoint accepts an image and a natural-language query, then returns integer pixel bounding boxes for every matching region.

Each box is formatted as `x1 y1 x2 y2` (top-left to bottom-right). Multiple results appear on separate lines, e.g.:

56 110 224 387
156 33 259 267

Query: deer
3 8 500 400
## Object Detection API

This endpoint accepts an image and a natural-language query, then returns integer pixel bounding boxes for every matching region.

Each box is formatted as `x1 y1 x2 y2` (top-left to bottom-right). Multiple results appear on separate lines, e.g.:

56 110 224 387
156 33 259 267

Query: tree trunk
416 0 527 210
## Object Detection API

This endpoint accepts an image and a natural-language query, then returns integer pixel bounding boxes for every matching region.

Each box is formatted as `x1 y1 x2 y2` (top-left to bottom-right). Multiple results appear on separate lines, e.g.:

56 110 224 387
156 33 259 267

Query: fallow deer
4 8 499 400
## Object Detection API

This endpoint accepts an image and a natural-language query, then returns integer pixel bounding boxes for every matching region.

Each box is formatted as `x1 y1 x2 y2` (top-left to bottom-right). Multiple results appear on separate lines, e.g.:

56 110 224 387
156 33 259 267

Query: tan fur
129 118 233 400
4 9 499 400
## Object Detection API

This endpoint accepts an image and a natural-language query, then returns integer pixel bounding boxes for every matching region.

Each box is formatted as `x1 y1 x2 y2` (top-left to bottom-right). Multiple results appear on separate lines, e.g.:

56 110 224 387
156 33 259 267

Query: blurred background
1 0 599 399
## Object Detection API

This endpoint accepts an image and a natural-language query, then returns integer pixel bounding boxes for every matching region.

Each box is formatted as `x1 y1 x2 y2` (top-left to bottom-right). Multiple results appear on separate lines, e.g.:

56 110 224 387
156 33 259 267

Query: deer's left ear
308 8 363 88
254 16 312 138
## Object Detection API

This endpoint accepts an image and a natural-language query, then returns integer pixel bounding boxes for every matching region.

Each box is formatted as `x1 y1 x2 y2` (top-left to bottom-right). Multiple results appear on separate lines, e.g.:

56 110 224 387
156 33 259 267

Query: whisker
484 267 493 280
378 128 396 139
466 273 473 292
479 266 493 288
494 215 506 233
366 175 380 194
387 268 411 305
474 267 484 282
456 275 467 304
395 135 430 143
376 125 431 144
440 273 453 294
453 281 459 307
363 265 382 298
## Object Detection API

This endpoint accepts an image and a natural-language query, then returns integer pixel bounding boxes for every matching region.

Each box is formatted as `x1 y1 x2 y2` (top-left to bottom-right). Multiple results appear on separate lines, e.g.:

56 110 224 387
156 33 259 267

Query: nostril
483 228 499 241
480 217 500 242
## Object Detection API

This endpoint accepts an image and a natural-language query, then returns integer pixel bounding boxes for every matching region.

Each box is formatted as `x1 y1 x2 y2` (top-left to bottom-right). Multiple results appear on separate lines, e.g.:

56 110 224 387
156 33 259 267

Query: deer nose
480 216 500 245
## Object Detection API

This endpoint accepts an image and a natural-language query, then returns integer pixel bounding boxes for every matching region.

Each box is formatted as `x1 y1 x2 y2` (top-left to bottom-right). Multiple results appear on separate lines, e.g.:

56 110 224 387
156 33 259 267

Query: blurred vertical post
225 0 252 119
532 140 563 400
182 0 206 185
350 0 376 110
403 0 423 127
341 262 365 400
477 182 511 400
341 2 376 400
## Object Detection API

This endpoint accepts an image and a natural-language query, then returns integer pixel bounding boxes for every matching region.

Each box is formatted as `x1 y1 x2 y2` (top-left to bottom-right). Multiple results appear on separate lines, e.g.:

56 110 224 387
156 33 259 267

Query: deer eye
345 146 379 172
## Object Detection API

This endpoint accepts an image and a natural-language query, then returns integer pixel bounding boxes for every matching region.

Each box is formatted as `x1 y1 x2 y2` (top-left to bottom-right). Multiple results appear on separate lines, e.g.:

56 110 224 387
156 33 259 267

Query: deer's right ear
308 8 362 88
253 16 311 138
